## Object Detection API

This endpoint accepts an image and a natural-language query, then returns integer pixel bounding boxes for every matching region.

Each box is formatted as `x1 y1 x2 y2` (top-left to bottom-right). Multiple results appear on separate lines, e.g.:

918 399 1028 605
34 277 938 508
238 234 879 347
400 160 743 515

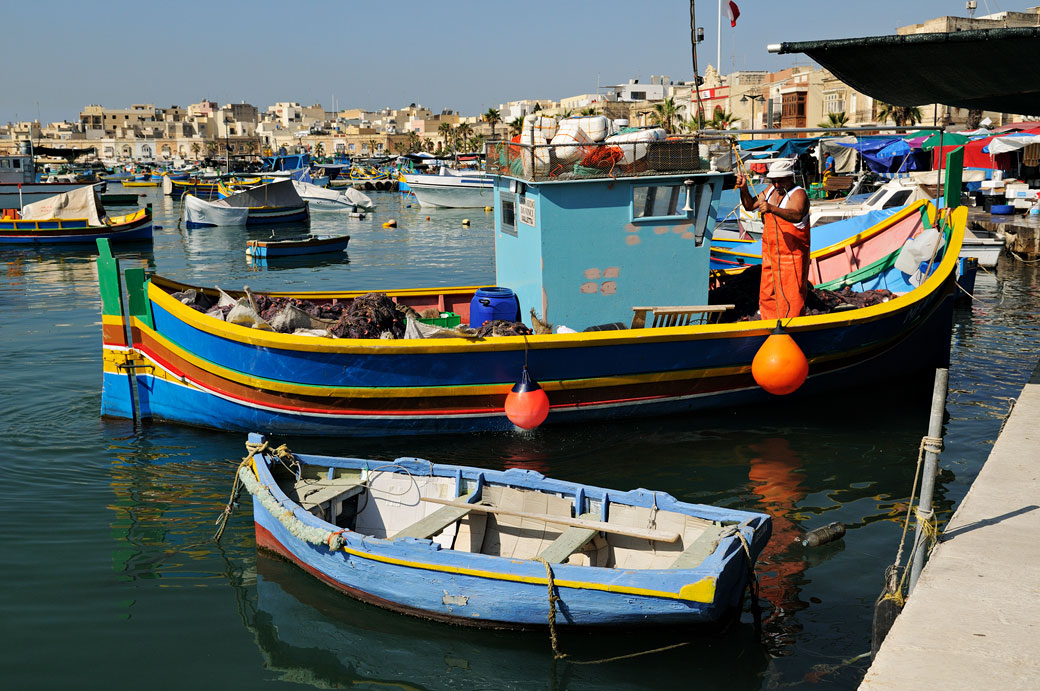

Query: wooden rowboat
236 433 771 628
246 235 350 258
2 187 152 245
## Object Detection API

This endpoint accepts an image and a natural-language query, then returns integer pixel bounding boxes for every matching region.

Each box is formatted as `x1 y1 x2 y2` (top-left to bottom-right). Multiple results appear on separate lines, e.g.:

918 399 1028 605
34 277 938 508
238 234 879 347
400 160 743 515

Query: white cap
765 158 796 179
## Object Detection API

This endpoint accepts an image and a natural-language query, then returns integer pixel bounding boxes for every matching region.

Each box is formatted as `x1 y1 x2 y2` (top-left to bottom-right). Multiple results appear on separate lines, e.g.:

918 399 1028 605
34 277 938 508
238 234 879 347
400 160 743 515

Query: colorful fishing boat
97 138 964 436
245 234 349 258
121 179 159 188
235 433 771 628
167 178 222 200
2 186 151 245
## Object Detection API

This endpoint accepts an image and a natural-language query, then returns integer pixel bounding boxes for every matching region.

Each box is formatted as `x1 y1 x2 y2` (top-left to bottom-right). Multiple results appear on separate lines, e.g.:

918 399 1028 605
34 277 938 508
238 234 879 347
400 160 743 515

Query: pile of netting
169 288 533 339
708 266 895 322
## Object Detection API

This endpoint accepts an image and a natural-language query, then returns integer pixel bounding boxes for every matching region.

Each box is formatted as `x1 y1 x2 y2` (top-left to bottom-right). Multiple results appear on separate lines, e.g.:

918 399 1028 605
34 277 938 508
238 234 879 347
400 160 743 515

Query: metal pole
717 0 722 71
908 367 948 594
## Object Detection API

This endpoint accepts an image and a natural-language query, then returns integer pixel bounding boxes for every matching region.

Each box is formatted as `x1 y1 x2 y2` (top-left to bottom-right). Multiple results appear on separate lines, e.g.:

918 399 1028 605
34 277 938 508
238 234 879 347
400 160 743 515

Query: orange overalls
760 186 811 320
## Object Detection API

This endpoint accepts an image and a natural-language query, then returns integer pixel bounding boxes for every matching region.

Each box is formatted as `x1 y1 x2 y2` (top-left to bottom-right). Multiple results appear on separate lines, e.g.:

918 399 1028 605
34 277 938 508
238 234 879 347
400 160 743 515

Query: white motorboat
291 180 374 211
403 167 494 208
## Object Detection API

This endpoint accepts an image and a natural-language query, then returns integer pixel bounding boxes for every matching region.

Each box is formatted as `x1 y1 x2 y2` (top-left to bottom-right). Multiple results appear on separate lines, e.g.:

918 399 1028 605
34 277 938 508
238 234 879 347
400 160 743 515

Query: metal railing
485 136 712 182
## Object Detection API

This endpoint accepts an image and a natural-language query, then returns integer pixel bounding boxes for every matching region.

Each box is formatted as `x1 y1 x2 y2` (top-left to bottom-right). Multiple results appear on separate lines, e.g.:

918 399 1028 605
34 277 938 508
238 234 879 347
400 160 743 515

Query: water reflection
230 552 769 691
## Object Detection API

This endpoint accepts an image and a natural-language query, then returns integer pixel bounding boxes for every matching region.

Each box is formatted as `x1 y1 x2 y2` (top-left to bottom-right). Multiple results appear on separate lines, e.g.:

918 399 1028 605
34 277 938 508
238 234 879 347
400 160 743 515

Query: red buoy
504 366 550 429
752 321 809 395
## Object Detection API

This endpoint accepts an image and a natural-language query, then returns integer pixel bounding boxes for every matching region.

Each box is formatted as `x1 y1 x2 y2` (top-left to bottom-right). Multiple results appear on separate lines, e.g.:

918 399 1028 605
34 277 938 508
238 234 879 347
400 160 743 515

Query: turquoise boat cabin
485 138 725 332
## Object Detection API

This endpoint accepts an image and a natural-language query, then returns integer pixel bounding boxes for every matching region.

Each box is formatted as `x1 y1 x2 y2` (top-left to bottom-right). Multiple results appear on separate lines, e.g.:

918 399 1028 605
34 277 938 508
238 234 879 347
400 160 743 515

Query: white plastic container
604 127 667 165
894 228 943 277
550 120 592 164
522 115 558 141
519 131 550 177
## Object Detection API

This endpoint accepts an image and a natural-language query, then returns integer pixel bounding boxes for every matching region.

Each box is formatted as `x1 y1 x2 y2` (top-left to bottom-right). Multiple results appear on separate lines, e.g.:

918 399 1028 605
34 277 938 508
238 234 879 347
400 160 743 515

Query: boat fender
383 219 397 228
801 522 846 548
462 219 470 226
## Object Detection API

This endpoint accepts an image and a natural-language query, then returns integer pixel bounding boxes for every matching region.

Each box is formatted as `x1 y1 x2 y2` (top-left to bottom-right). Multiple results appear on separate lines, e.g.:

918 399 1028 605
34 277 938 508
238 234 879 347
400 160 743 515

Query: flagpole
717 0 722 70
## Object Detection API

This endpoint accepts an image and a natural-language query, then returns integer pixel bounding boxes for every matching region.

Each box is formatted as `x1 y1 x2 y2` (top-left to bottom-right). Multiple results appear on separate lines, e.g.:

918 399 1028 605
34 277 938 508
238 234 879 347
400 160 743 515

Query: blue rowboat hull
246 236 349 258
0 213 152 245
244 433 771 628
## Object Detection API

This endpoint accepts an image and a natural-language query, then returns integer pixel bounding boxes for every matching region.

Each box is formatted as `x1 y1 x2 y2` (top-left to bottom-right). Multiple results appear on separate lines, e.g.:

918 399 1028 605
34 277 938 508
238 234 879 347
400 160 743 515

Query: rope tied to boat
884 434 945 602
538 525 762 663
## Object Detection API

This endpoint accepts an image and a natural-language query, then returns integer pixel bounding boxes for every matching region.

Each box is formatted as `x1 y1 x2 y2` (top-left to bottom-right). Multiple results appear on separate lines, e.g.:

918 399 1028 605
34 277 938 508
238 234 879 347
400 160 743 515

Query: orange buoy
504 366 550 429
752 321 809 395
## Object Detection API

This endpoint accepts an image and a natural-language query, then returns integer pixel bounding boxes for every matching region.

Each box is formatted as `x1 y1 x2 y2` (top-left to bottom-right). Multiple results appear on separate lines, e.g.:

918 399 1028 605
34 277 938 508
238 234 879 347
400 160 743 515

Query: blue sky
0 0 1014 124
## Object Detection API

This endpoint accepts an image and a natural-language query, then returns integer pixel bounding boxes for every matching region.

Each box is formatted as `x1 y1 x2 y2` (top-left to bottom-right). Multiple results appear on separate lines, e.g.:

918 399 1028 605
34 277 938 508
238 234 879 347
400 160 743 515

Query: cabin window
501 194 517 237
633 185 683 220
12 160 20 168
882 190 913 209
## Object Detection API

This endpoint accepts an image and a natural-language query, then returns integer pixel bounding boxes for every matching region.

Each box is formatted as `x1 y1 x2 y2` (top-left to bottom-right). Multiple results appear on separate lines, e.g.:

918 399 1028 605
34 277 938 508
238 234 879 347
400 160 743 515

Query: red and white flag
727 1 740 27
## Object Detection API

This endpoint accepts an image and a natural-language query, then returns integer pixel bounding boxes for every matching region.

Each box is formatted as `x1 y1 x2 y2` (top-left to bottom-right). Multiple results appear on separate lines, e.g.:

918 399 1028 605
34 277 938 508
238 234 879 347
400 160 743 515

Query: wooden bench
393 491 478 540
296 481 365 512
823 175 855 197
668 524 725 569
537 513 600 564
631 305 735 329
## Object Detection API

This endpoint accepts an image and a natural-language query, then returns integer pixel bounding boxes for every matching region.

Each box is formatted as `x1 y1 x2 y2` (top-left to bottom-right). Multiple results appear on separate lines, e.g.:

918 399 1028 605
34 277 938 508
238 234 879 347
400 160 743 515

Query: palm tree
190 142 201 160
508 117 524 137
407 131 422 154
205 141 218 158
484 108 501 138
817 111 849 129
243 140 257 154
876 102 923 127
456 122 473 148
314 142 325 158
532 103 542 113
681 110 708 133
438 121 453 149
650 97 685 133
559 109 573 118
579 107 598 116
710 109 735 130
468 134 486 154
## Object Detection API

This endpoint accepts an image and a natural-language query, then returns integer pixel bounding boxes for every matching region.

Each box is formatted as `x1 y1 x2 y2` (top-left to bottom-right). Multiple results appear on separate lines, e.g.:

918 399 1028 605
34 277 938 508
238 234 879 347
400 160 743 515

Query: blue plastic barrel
469 286 520 328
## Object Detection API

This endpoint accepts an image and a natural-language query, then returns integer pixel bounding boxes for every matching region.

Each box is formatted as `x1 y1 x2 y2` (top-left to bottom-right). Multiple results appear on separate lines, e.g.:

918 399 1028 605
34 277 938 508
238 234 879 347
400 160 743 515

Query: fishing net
475 320 533 337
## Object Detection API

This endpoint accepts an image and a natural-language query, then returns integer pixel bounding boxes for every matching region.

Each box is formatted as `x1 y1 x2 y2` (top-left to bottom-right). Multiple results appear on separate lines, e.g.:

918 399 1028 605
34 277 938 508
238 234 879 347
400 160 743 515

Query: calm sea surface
1 187 1037 689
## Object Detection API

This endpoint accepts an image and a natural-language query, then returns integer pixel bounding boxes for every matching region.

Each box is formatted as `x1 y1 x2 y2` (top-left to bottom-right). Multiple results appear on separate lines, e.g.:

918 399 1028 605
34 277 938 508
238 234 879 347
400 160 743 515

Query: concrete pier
861 363 1040 690
968 208 1040 259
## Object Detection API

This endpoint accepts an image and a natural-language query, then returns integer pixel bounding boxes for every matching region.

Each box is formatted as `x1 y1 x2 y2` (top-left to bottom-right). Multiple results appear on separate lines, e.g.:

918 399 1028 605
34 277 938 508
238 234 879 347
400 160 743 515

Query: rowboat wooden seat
537 513 599 564
295 479 364 513
631 304 735 329
393 491 478 540
668 524 725 569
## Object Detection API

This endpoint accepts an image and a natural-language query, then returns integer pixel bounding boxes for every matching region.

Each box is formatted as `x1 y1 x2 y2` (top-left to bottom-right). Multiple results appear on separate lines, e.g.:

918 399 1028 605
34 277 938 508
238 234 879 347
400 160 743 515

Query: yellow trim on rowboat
142 208 962 355
336 541 718 602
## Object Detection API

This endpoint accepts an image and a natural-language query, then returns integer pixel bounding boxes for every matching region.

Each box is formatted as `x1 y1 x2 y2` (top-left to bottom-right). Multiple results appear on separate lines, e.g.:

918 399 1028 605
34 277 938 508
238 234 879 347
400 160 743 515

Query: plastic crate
417 312 461 328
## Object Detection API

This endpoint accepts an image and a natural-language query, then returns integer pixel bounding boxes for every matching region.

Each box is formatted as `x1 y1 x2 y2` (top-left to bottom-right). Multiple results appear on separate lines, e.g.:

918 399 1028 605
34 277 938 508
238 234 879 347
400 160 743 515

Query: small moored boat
1 186 151 245
235 433 771 628
183 179 309 228
246 234 350 258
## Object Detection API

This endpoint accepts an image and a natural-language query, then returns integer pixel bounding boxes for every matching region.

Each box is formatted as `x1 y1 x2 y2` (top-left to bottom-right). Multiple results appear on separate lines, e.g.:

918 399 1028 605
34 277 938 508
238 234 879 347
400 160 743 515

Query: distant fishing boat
291 180 374 211
121 179 159 188
1 186 151 245
182 180 309 228
236 433 772 628
246 234 349 258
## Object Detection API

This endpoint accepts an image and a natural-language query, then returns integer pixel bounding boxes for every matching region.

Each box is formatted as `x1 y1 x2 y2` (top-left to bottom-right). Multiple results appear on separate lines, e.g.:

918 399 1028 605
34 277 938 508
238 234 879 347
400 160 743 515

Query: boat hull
245 438 770 628
0 208 152 245
246 235 349 257
408 179 494 208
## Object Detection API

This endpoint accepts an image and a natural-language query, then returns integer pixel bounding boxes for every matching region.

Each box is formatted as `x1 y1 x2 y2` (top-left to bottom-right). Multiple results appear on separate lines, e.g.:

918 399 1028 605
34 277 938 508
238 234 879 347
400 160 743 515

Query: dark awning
774 27 1040 114
34 145 96 161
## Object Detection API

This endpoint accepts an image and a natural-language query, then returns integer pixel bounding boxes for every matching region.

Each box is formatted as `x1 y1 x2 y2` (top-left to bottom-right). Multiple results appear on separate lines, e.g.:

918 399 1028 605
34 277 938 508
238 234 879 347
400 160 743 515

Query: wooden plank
668 526 724 569
393 491 477 540
537 513 599 564
420 497 681 543
296 481 364 511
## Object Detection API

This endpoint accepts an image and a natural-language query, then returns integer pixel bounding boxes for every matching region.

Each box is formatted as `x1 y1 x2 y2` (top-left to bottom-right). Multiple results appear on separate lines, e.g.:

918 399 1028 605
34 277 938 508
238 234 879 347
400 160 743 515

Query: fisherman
735 158 811 320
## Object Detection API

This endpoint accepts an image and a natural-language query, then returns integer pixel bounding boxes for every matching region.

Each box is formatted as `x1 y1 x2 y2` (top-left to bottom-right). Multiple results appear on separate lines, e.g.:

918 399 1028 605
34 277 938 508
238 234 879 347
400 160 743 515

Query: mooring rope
537 525 761 663
882 434 944 605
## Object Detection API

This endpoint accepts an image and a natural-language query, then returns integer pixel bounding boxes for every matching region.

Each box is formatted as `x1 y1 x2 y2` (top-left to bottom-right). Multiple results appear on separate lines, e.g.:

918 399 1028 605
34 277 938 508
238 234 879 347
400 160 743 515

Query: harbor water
1 187 1037 689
